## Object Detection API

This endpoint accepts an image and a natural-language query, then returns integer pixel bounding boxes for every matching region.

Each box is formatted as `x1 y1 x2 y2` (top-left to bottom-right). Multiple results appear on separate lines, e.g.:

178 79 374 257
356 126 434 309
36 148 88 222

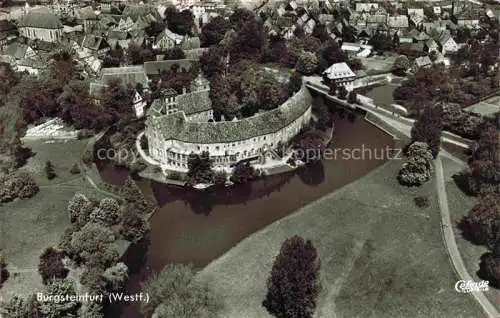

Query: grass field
195 160 484 318
0 138 104 299
444 157 500 311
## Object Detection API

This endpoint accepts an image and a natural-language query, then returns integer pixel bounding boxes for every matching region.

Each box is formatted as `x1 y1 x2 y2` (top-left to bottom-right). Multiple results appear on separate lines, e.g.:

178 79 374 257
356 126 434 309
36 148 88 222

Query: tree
67 193 94 229
119 205 150 243
45 160 56 180
165 7 194 35
316 40 347 71
411 103 443 157
187 151 214 184
102 79 134 123
122 176 144 203
288 71 303 94
337 86 348 99
369 32 394 53
392 55 410 76
295 51 319 75
263 236 320 318
398 142 433 186
89 197 121 225
39 279 80 317
163 47 185 60
1 295 41 318
103 262 128 291
38 247 68 284
140 264 195 316
230 162 256 184
347 91 357 104
141 263 221 318
70 163 81 174
229 19 265 63
0 171 39 203
200 46 227 78
459 191 500 247
478 253 500 288
200 16 231 47
70 222 116 259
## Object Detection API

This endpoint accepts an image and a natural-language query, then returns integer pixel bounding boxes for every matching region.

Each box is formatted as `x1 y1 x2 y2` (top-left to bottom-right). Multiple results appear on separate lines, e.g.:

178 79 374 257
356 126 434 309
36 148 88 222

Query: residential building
323 62 356 90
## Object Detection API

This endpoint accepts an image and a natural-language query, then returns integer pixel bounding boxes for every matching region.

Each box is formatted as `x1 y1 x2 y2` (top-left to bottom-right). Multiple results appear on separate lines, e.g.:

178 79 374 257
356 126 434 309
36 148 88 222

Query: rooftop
18 7 63 29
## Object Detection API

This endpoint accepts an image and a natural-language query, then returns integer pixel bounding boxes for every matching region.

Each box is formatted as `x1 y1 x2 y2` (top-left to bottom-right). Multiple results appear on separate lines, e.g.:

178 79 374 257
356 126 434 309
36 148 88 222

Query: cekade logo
455 280 489 293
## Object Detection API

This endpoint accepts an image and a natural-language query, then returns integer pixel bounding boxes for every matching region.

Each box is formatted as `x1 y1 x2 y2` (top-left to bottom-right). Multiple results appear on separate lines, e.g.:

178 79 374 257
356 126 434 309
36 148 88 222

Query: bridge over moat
303 76 474 150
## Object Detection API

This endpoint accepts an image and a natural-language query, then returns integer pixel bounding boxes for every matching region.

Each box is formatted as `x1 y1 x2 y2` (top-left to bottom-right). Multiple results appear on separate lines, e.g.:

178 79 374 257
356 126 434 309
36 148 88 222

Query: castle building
145 76 313 172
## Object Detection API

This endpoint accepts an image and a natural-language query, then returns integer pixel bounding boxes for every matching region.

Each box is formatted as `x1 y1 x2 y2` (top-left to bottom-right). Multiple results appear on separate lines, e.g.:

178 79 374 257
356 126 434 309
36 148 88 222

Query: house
1 41 35 66
181 36 201 50
341 42 363 55
153 28 184 50
323 62 356 90
413 31 430 42
454 10 480 28
436 32 458 54
74 6 97 33
132 90 146 118
424 38 439 52
99 65 149 88
355 3 378 12
387 15 409 30
366 15 387 28
18 7 63 43
407 8 424 17
303 18 316 35
81 34 110 56
413 56 432 70
396 30 414 44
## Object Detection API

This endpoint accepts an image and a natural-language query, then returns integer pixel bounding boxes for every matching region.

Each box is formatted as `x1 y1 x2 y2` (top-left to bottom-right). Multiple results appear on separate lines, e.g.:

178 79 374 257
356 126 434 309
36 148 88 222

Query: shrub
80 266 107 294
0 252 9 287
45 160 57 180
38 247 68 284
67 193 94 229
70 163 81 174
414 196 430 208
263 235 320 318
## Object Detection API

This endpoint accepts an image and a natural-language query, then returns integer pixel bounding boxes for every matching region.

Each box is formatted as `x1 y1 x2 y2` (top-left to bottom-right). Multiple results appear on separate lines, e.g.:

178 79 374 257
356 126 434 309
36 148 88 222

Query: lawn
0 138 104 300
364 84 398 108
444 157 500 311
195 160 484 318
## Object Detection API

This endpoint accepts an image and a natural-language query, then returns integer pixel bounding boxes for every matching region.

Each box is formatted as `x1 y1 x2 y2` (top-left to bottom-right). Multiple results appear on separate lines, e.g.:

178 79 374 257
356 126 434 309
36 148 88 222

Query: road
435 155 500 318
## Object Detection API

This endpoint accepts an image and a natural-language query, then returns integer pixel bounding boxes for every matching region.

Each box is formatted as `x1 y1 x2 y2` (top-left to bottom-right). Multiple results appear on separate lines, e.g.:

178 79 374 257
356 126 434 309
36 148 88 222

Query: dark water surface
98 112 394 317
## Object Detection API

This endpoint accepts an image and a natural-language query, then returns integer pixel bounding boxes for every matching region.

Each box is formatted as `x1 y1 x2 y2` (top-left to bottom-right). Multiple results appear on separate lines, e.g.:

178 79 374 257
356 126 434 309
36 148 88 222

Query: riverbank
0 138 106 300
195 159 483 318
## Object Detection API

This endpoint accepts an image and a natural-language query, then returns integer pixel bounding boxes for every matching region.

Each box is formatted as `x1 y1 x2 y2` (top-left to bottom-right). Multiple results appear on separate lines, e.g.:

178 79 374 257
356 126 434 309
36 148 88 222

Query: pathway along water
98 110 395 317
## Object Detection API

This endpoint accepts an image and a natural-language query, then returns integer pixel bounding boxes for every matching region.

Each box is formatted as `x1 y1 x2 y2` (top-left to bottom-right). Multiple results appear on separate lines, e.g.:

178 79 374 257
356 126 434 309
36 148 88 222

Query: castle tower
160 88 179 114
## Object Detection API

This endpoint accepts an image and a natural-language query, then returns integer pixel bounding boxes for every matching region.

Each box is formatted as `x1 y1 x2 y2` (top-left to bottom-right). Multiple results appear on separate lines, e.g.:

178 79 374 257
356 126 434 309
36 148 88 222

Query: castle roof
150 86 312 144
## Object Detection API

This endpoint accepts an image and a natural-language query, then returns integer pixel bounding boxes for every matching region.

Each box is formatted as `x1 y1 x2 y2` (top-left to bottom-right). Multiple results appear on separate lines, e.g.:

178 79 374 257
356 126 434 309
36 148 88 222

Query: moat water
98 110 395 317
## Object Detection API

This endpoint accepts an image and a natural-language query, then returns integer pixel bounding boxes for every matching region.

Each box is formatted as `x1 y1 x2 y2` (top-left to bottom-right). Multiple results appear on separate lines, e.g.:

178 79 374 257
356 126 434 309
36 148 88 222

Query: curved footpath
372 111 499 318
435 154 500 318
